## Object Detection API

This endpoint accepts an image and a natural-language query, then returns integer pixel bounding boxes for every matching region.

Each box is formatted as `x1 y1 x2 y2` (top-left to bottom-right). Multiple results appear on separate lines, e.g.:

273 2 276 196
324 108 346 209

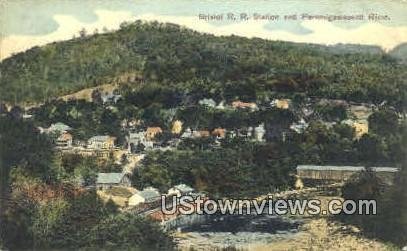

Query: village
33 93 376 159
1 7 406 248
7 86 401 228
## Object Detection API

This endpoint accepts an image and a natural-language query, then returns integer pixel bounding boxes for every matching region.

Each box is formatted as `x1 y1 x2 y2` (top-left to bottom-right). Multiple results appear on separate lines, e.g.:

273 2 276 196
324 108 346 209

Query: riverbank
173 186 395 250
247 218 391 251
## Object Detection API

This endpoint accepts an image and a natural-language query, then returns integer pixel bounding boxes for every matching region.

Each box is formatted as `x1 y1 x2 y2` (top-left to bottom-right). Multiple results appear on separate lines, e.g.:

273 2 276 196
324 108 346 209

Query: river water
174 210 302 250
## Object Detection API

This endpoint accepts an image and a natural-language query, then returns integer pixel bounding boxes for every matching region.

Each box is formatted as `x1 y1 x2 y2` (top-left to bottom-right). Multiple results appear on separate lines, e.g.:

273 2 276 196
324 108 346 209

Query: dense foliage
134 110 406 198
341 168 407 246
0 114 54 181
3 186 173 250
1 21 406 109
133 140 294 197
0 115 174 250
1 19 406 249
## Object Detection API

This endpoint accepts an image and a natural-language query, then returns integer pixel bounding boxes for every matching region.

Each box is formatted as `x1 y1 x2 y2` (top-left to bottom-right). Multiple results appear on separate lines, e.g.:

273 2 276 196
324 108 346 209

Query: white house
254 123 266 142
88 135 116 149
246 127 253 138
128 187 161 206
232 101 258 111
290 118 309 134
167 184 194 197
181 128 194 139
101 93 122 104
127 131 154 152
216 101 226 110
22 114 33 119
56 132 73 148
199 98 217 108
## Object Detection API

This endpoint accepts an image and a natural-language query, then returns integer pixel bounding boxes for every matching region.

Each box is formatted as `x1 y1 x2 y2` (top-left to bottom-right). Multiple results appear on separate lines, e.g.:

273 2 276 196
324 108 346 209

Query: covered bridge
296 165 399 185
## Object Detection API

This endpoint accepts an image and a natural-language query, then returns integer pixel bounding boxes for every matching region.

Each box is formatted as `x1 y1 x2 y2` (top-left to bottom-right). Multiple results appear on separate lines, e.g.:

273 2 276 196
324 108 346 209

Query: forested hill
389 43 407 64
1 21 406 108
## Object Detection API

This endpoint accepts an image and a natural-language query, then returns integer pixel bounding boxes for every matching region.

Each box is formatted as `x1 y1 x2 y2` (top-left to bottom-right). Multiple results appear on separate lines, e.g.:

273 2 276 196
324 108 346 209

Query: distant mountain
0 21 406 107
389 43 407 63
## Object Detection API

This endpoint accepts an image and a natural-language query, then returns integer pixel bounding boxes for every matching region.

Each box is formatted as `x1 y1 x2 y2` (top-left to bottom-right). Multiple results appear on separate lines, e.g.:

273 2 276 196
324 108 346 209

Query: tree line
1 21 406 110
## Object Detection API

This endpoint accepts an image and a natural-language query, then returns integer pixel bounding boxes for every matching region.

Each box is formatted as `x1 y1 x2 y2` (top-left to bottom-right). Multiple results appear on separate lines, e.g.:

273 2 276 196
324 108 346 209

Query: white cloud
0 10 135 60
136 13 407 52
1 10 407 60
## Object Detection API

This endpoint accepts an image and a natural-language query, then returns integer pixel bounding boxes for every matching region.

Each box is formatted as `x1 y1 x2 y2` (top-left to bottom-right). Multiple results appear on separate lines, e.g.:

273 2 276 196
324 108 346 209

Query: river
172 210 302 250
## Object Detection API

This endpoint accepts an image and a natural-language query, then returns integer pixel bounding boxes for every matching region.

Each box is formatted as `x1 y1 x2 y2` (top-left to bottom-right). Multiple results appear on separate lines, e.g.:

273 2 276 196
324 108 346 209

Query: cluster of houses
196 97 372 139
37 97 376 161
14 96 392 217
31 98 378 194
315 99 372 138
94 171 194 208
127 123 267 152
39 122 117 150
38 122 125 160
127 127 165 151
121 99 292 152
198 97 290 111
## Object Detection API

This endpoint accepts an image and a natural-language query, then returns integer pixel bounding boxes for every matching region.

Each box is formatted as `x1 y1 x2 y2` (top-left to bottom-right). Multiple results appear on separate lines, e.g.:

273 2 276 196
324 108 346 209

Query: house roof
271 99 290 109
146 127 163 134
57 132 72 141
172 184 194 193
199 98 216 107
232 101 257 109
200 130 210 137
318 99 348 107
138 187 160 200
212 128 226 137
129 132 145 139
171 120 183 134
254 124 265 132
195 130 210 137
102 93 122 103
48 122 71 132
97 173 125 184
297 165 398 173
181 128 193 138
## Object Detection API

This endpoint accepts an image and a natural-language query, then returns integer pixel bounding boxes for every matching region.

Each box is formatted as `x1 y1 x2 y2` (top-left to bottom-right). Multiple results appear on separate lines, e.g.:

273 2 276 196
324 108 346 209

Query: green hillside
389 42 407 63
0 21 406 108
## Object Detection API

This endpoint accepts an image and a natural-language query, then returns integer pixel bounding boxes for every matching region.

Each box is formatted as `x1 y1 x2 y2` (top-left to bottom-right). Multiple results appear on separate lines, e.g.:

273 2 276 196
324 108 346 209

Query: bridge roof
297 165 398 173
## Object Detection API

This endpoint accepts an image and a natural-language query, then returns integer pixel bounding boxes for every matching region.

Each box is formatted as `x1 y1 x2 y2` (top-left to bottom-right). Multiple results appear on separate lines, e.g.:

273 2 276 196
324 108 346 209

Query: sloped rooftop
173 184 194 193
297 165 398 173
138 187 160 200
97 173 125 184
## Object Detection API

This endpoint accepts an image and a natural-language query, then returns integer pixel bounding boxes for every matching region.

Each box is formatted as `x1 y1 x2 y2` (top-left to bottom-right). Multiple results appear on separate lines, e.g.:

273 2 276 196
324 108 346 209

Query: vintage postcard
0 0 406 250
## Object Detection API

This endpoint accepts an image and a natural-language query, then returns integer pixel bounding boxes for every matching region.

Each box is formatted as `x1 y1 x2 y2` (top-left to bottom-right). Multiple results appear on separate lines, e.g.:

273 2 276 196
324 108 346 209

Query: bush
88 213 174 250
340 168 407 246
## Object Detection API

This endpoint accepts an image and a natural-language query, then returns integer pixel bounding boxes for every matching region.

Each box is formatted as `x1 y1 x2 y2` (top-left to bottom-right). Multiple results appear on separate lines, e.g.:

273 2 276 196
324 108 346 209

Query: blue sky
1 0 407 60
